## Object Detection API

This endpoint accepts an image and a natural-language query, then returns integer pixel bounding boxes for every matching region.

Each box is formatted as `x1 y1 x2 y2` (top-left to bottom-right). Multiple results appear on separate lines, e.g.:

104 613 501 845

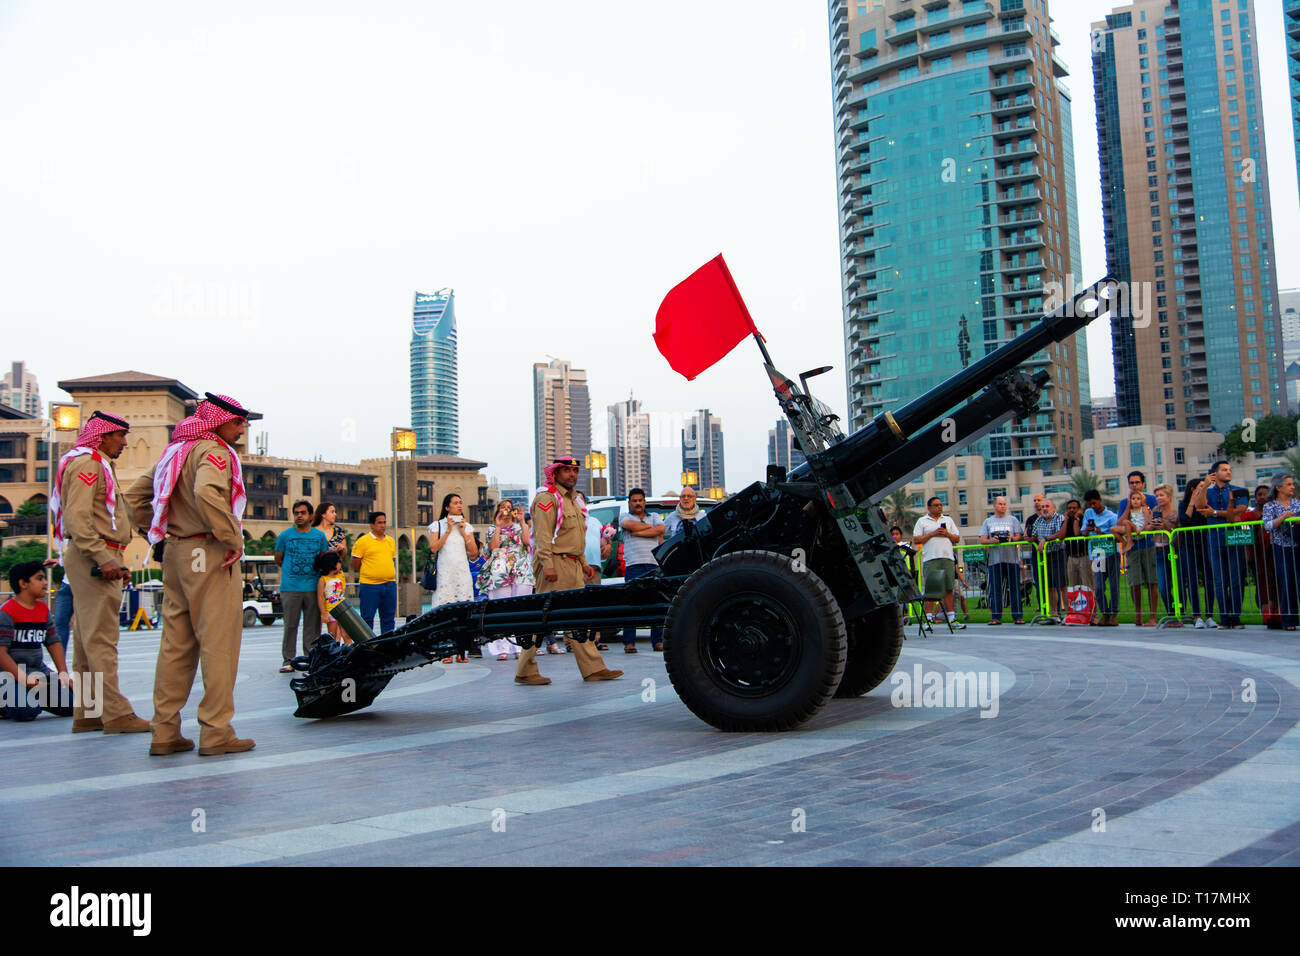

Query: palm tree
883 489 920 531
1069 468 1117 509
1284 448 1300 479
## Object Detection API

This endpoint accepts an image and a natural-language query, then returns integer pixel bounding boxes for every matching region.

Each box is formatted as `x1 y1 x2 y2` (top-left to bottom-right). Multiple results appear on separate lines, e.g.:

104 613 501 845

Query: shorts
1127 547 1156 588
922 558 956 594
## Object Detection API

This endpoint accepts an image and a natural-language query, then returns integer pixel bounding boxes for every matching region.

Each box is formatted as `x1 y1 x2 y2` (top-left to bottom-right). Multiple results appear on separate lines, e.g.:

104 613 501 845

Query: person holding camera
1082 490 1120 626
429 493 479 662
978 496 1024 625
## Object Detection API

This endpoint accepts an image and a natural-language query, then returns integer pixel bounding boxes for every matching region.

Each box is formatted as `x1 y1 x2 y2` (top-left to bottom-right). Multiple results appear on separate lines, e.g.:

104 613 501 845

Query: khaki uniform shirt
124 440 243 551
530 486 591 575
60 452 132 567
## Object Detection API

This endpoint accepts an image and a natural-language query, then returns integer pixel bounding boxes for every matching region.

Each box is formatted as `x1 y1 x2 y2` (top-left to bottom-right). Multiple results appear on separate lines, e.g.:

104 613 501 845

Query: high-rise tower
533 359 592 497
1094 0 1285 430
1287 1 1300 196
410 290 459 455
682 409 725 492
607 395 652 496
828 0 1087 485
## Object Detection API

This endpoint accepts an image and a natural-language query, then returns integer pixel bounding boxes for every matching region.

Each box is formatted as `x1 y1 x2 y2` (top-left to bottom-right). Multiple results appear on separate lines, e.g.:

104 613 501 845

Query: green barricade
910 518 1295 627
914 540 1035 624
1169 521 1268 627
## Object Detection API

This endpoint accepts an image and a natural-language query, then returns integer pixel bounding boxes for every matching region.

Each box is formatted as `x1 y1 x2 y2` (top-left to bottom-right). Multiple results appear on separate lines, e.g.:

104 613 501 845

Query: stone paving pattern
2 621 1298 866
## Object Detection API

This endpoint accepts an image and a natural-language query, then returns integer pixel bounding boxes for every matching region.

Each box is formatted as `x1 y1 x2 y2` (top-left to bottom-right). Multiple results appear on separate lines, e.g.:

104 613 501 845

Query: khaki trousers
515 557 606 680
153 538 243 746
63 544 134 722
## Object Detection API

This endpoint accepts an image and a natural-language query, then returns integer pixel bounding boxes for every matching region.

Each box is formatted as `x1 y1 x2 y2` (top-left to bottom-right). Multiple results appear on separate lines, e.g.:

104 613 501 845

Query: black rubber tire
834 603 905 698
663 550 847 732
260 615 276 626
242 607 258 628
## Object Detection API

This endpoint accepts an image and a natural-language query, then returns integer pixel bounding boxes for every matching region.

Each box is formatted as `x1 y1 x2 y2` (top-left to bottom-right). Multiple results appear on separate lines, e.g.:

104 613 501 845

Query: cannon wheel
834 603 905 698
663 550 846 732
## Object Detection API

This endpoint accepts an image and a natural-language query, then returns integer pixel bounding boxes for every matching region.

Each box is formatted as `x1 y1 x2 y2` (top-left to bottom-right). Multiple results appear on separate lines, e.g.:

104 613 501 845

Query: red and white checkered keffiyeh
49 411 130 557
531 459 586 550
147 396 248 545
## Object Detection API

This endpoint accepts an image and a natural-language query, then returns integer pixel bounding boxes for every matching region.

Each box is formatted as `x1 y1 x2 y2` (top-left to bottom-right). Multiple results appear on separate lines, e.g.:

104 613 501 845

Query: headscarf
49 411 130 556
147 392 249 544
532 457 585 548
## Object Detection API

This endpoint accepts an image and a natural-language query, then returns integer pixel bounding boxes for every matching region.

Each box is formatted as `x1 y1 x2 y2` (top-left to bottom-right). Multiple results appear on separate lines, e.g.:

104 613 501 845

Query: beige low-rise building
0 404 48 536
0 370 492 572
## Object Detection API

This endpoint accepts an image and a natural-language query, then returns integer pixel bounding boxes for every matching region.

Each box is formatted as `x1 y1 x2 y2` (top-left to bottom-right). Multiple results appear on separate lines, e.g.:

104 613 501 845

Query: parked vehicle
240 555 283 627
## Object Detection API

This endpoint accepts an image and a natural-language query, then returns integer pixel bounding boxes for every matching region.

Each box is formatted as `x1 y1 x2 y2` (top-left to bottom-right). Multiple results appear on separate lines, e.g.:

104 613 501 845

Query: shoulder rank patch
204 453 228 471
536 500 555 512
77 471 97 486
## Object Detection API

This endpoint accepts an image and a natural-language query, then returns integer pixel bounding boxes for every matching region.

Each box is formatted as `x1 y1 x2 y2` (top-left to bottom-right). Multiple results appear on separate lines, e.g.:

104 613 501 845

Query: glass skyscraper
1287 0 1300 193
828 0 1087 484
1094 0 1285 432
410 289 459 455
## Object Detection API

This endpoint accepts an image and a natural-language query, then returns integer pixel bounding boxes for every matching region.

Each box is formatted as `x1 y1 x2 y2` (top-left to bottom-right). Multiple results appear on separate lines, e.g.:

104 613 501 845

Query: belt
63 538 128 553
169 533 215 540
556 554 583 561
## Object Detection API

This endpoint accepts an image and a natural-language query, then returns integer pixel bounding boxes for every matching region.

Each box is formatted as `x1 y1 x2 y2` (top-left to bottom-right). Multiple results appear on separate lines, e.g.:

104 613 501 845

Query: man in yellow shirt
351 511 397 634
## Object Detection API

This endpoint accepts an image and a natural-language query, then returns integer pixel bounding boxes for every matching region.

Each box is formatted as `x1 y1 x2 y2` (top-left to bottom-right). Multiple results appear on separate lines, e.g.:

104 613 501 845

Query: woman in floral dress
477 500 532 659
429 493 478 662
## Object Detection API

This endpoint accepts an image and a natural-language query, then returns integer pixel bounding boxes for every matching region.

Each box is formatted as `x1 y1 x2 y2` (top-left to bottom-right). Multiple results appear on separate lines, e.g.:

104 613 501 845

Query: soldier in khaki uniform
515 457 622 685
124 393 254 756
50 410 150 733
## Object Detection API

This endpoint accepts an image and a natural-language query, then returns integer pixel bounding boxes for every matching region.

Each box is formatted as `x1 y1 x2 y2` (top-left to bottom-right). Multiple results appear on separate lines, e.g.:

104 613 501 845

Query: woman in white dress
429 493 478 662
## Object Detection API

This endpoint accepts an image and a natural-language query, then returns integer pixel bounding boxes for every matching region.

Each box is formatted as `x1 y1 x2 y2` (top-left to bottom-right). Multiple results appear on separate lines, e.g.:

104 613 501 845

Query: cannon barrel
789 276 1117 493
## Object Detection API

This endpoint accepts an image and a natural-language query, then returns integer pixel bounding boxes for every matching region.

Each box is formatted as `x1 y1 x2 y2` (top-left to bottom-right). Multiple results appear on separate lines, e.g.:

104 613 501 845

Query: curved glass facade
410 289 459 455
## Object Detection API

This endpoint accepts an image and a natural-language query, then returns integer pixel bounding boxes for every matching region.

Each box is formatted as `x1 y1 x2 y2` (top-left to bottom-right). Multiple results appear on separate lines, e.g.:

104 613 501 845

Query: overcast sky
2 1 1296 495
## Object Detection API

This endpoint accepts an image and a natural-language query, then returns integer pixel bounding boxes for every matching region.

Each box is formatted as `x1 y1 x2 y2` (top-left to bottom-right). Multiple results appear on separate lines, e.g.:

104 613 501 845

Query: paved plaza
3 620 1299 867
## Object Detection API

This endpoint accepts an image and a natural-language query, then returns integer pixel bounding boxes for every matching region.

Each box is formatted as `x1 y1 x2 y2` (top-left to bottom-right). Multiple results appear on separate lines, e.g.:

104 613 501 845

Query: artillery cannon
291 277 1118 730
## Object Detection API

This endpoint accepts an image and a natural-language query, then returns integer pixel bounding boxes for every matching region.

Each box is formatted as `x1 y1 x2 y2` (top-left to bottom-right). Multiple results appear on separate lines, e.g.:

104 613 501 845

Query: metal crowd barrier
906 517 1300 629
911 540 1037 624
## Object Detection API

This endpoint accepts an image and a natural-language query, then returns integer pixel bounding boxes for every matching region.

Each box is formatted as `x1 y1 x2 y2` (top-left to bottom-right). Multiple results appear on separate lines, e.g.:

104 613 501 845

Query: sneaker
1205 618 1218 629
1194 617 1205 629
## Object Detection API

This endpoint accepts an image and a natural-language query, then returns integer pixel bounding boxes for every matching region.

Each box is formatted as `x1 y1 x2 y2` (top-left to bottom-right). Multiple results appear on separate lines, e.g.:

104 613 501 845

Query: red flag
654 254 762 381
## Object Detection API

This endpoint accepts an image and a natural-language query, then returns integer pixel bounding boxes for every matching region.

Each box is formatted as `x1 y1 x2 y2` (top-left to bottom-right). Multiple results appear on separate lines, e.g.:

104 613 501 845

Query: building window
302 478 312 497
934 466 948 481
1105 478 1121 496
957 464 967 481
1103 445 1118 470
1129 442 1146 467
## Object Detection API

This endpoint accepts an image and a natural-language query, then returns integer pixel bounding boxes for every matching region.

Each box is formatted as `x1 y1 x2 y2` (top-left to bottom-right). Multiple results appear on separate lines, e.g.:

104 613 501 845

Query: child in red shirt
0 560 74 721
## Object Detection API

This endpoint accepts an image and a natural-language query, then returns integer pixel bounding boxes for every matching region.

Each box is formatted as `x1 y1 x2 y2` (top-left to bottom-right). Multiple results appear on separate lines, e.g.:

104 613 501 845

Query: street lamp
680 470 699 488
585 451 608 497
46 403 81 560
705 487 726 500
391 427 418 583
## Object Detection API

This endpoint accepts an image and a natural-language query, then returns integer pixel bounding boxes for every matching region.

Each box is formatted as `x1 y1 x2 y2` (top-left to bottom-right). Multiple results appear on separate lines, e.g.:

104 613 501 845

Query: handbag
420 554 437 591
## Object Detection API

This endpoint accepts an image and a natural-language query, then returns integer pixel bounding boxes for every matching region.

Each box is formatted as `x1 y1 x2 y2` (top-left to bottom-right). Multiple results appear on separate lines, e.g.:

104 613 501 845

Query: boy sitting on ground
0 561 74 721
